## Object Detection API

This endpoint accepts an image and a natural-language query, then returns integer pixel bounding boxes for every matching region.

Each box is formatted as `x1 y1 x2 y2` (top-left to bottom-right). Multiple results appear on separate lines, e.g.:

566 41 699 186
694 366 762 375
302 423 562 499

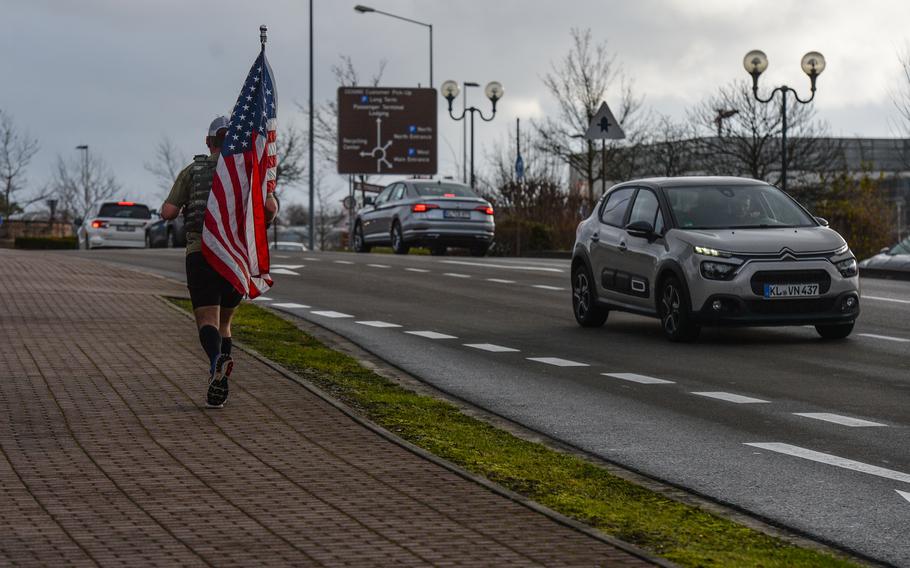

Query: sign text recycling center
337 87 437 175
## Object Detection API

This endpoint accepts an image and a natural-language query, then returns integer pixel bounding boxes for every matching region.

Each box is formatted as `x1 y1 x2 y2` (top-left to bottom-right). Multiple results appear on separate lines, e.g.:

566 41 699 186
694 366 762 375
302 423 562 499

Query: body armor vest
182 154 217 234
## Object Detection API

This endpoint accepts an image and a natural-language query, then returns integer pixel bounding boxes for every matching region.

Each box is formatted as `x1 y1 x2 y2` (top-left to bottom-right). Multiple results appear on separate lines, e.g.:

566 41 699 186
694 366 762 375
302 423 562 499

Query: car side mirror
363 196 375 206
815 216 829 227
625 220 654 239
74 217 83 227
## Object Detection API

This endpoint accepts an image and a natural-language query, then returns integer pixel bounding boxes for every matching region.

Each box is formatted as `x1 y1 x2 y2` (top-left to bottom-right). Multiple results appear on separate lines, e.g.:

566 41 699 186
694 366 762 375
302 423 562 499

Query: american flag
201 48 277 299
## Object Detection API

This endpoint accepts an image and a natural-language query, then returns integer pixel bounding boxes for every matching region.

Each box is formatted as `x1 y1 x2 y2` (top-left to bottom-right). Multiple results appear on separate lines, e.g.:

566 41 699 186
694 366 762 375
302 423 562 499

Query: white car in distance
77 201 153 249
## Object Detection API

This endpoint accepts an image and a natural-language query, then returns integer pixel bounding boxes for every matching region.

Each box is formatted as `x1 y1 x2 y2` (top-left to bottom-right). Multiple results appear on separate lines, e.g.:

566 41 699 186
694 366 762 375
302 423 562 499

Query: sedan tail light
474 205 494 215
412 203 440 213
91 220 109 229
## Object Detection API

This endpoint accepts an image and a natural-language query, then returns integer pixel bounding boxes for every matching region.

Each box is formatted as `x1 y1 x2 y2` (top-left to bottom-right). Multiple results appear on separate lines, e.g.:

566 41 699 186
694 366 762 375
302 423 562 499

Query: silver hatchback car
353 180 495 256
571 177 860 341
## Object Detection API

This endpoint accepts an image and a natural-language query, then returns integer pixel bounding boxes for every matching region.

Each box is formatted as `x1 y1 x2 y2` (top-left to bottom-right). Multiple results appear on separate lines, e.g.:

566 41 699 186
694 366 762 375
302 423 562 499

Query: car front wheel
353 223 370 253
572 263 608 327
658 275 700 342
815 322 854 340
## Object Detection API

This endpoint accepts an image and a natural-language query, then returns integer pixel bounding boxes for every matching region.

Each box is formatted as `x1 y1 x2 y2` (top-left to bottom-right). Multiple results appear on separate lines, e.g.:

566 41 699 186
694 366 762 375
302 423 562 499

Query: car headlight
701 261 738 281
835 257 857 278
694 245 733 258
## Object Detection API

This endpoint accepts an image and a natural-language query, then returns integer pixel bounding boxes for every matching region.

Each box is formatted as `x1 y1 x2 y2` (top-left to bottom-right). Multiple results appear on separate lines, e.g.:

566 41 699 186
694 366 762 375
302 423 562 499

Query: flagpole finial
260 25 268 47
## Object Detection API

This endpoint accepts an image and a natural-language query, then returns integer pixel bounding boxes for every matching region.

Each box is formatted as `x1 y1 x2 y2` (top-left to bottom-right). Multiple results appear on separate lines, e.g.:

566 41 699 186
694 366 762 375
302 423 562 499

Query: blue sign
515 154 525 181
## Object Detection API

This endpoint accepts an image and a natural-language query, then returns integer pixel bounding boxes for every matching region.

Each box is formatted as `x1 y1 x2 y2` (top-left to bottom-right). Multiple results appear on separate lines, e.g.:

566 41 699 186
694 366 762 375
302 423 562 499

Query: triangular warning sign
585 101 625 140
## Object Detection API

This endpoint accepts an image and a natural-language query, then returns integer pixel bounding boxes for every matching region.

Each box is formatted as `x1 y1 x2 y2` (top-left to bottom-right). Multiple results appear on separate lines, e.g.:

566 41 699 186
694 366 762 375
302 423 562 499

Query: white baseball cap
208 115 230 136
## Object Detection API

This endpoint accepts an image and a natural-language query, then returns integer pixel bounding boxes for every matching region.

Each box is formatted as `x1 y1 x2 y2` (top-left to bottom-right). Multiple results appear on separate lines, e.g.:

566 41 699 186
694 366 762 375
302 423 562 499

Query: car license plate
116 225 135 232
763 283 819 298
444 210 470 219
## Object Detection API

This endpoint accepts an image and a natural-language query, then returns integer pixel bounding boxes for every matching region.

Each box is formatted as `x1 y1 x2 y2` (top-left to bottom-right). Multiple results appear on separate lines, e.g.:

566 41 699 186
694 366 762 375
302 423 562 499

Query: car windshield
98 203 151 219
414 184 477 198
889 236 910 255
665 185 815 230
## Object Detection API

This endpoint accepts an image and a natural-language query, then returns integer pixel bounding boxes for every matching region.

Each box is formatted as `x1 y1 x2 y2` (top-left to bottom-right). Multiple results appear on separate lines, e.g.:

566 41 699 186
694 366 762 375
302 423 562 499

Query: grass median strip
170 298 858 568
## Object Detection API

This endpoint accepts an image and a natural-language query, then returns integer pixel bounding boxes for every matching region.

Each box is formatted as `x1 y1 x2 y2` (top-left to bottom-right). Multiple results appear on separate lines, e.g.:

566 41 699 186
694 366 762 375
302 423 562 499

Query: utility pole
307 0 315 251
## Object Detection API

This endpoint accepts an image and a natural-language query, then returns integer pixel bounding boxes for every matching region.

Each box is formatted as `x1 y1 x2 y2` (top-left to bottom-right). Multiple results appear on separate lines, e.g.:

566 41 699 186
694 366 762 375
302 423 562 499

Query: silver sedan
353 180 495 256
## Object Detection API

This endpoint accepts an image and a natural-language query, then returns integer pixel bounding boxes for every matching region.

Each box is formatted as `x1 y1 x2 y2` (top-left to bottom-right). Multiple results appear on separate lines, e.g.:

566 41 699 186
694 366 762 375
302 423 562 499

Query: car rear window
414 184 477 198
98 203 151 219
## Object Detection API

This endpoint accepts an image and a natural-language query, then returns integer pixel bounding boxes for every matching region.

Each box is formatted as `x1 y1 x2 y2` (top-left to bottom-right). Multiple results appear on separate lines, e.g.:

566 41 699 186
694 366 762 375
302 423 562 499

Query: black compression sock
198 325 222 370
221 337 232 356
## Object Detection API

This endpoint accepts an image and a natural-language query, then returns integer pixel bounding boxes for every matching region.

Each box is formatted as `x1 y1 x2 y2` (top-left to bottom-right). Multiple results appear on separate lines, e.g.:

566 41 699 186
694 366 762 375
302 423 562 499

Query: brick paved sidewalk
0 250 659 567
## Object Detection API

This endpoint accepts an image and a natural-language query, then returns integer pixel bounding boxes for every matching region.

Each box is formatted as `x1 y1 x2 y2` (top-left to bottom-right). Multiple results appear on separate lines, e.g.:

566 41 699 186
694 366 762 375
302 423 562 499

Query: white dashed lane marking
405 331 457 340
356 321 403 328
252 296 273 302
464 343 520 353
406 268 430 273
858 333 910 343
527 357 589 367
440 260 564 273
745 443 910 484
270 268 300 276
444 273 471 278
793 413 886 427
367 264 390 269
602 373 675 385
333 260 355 265
271 264 305 269
863 295 910 305
692 392 770 404
271 303 310 309
532 285 565 291
486 278 516 284
310 310 354 319
304 257 320 261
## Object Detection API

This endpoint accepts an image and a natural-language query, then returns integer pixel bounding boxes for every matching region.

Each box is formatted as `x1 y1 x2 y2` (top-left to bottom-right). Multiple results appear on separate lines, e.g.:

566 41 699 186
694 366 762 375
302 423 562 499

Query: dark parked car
859 236 910 276
145 214 187 248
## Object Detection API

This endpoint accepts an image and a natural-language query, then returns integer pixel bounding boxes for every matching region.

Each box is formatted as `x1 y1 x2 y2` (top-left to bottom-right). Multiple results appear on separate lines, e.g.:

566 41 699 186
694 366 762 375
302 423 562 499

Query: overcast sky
3 0 910 209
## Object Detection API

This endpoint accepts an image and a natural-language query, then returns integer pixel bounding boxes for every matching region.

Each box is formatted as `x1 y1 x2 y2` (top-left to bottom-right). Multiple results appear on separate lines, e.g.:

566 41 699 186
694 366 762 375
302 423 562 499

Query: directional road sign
337 87 437 175
584 101 625 140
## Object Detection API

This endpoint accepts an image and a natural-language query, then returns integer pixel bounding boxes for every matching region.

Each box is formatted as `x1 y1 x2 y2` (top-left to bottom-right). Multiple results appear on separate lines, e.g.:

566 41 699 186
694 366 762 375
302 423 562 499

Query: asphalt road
78 248 910 566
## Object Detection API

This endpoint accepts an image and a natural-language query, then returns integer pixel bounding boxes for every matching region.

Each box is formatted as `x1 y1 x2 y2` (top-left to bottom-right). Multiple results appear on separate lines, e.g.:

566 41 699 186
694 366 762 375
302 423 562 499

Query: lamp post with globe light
441 80 503 189
743 49 826 192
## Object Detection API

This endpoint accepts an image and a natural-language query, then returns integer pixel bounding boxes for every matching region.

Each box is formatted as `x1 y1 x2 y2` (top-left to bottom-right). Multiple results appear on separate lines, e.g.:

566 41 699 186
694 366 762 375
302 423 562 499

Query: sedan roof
626 176 769 189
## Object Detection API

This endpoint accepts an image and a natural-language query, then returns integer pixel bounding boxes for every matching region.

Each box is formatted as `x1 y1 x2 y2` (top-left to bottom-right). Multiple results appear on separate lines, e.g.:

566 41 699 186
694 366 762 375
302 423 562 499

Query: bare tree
534 28 644 205
50 150 120 221
143 136 186 200
894 48 910 134
0 109 41 217
274 124 306 188
638 113 698 177
689 80 841 199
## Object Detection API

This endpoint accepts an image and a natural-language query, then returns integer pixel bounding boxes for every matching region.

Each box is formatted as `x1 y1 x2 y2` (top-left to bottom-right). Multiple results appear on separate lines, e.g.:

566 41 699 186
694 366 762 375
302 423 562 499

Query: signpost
585 102 625 196
337 87 437 175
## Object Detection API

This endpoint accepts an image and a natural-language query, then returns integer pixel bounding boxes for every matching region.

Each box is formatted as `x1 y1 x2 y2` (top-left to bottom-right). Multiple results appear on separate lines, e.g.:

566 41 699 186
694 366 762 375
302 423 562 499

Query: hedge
14 236 78 250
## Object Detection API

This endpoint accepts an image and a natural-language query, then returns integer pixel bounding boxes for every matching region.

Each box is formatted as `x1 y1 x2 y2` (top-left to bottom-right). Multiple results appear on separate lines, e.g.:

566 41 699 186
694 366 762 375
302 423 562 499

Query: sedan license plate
443 210 470 219
763 283 819 298
116 225 136 232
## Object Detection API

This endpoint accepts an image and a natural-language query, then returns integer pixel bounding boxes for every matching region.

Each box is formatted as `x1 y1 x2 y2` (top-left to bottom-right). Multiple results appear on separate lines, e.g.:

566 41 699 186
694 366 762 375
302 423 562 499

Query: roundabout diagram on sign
359 118 393 173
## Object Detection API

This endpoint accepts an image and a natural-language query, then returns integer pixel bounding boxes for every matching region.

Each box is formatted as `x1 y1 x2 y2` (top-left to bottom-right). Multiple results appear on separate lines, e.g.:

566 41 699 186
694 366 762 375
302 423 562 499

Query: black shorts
185 252 243 309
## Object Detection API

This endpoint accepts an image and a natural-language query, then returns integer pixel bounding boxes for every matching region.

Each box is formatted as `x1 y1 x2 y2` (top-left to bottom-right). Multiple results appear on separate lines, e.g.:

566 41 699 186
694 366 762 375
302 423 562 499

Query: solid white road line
440 260 564 273
526 357 589 367
858 333 910 343
793 413 886 427
863 295 910 305
602 373 675 385
271 264 305 269
444 273 471 278
310 310 354 318
367 264 390 269
252 296 274 302
405 331 457 340
271 302 311 309
898 490 910 504
406 268 430 273
692 392 770 404
745 442 910 484
270 268 300 276
334 260 355 265
356 321 403 328
304 257 320 261
532 285 565 291
486 278 516 284
464 343 520 353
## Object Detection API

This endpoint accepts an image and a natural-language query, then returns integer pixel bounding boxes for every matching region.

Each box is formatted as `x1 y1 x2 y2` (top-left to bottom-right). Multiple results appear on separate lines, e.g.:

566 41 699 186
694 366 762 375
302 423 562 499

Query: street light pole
441 81 504 189
354 5 433 87
76 145 89 213
308 0 315 251
462 82 479 183
743 50 826 192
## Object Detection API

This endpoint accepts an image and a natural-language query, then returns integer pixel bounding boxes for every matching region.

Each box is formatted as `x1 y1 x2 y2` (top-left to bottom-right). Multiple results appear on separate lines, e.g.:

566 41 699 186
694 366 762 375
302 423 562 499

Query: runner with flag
160 26 279 408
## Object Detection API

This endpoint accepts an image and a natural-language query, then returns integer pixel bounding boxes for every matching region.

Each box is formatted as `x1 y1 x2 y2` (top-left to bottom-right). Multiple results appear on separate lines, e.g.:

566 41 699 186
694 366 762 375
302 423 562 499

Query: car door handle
618 241 627 252
591 232 600 242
